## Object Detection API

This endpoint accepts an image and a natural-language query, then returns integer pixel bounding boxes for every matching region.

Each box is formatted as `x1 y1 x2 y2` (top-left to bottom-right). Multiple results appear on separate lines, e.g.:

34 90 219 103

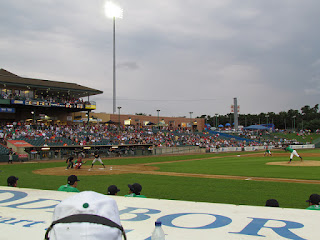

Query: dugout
22 144 154 161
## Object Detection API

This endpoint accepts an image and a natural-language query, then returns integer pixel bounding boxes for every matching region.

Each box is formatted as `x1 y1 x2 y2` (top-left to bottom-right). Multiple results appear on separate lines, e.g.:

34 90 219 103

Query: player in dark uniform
65 155 74 170
90 151 105 168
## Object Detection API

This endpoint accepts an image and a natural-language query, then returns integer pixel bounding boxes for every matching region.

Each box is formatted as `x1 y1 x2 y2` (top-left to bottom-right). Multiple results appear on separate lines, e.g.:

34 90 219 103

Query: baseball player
284 145 303 163
264 146 272 157
74 155 86 169
65 155 74 170
91 151 105 168
77 150 86 159
8 148 14 164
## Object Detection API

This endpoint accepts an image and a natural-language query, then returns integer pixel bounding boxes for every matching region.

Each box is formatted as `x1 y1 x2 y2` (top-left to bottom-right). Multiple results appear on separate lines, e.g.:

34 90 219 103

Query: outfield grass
154 149 320 180
0 149 319 209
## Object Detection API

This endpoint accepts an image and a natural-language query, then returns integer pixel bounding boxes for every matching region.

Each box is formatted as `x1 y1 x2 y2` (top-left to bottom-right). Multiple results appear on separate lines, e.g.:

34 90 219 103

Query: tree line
199 104 320 131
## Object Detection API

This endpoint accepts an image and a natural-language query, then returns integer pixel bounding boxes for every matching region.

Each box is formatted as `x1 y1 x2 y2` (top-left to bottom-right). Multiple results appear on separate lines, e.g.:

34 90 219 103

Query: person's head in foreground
7 176 18 187
128 183 142 195
306 194 320 207
265 199 279 207
67 175 79 187
107 185 120 195
45 191 126 240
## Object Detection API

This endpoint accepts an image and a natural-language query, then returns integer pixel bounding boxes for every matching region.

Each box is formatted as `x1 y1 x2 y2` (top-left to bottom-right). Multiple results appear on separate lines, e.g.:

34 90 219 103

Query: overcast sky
1 0 320 118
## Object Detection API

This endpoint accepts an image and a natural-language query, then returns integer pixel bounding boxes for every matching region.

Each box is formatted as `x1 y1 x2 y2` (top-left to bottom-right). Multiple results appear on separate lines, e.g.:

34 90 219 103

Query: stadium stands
0 144 9 155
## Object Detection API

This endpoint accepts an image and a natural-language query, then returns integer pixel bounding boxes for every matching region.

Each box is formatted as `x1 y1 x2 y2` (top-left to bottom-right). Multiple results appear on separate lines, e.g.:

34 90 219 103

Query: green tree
304 119 320 131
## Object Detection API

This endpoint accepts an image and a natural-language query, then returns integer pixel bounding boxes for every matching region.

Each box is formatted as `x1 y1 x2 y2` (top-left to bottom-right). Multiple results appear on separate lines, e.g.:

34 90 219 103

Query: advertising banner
210 147 242 153
7 140 33 147
0 187 317 240
0 108 15 113
18 154 29 159
25 100 42 106
85 104 96 110
290 144 315 149
10 100 24 105
210 145 314 153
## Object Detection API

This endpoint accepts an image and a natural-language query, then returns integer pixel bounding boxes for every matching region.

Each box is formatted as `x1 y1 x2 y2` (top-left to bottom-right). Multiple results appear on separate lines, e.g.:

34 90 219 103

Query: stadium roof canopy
243 125 269 130
0 69 103 98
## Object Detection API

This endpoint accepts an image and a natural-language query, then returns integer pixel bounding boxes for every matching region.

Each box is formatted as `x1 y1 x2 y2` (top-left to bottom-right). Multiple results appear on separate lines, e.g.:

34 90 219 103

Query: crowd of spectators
0 122 270 149
2 121 319 151
0 92 88 105
237 128 317 146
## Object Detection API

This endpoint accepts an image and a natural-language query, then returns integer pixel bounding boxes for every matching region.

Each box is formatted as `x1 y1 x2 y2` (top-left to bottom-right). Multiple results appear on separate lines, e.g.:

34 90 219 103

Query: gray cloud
1 0 320 117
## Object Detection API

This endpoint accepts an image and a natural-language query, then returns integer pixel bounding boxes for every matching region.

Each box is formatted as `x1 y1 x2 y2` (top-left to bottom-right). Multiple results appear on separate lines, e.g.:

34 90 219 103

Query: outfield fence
210 144 315 153
153 146 206 155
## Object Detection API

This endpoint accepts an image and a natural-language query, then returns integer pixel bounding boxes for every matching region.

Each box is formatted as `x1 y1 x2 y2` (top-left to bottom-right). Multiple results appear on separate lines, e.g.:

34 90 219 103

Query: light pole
293 116 296 132
105 1 123 114
87 110 90 127
189 112 193 132
31 111 35 124
215 113 218 128
265 114 269 127
117 106 121 133
284 118 286 130
157 109 160 130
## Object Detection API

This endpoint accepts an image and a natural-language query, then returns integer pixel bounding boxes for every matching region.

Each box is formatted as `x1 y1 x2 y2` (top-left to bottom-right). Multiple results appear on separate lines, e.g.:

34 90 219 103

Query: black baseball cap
128 183 142 194
7 176 18 186
107 185 120 195
306 194 320 205
265 199 279 207
68 175 80 184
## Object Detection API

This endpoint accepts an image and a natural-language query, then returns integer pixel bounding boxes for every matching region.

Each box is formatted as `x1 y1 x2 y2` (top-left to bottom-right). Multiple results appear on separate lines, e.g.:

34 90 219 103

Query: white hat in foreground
45 191 126 240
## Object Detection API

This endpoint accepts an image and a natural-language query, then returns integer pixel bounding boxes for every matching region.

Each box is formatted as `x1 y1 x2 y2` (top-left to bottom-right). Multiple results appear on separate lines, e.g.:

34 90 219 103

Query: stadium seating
0 144 9 155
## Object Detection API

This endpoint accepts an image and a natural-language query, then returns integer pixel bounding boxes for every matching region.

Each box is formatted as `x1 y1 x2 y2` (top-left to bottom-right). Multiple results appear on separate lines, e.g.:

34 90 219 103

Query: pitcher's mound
267 160 320 166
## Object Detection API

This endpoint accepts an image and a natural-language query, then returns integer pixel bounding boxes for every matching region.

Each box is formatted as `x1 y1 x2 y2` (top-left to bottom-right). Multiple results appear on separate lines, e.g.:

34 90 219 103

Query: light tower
105 1 123 114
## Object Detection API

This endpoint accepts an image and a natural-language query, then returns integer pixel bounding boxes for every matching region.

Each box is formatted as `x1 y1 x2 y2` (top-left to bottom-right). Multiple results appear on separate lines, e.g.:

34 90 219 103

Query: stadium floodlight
104 1 123 114
104 1 123 19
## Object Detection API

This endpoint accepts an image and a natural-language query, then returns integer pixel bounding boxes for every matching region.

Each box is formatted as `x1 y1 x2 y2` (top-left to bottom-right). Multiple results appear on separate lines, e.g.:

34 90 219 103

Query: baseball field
1 148 319 209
